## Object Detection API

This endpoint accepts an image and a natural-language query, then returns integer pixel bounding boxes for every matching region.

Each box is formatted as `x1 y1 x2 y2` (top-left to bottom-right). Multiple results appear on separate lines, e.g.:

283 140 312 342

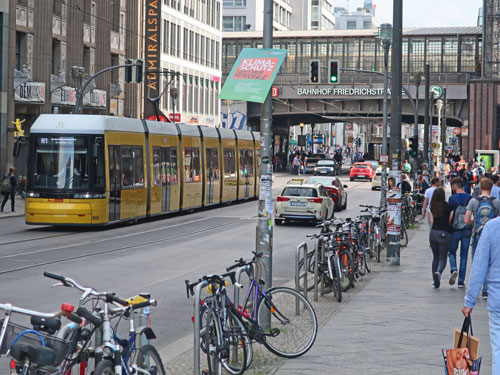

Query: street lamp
300 122 304 152
377 23 392 208
170 86 179 124
410 70 424 184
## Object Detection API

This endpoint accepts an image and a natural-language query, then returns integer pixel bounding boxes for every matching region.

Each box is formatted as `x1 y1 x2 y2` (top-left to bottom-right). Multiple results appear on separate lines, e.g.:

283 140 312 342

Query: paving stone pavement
273 223 493 375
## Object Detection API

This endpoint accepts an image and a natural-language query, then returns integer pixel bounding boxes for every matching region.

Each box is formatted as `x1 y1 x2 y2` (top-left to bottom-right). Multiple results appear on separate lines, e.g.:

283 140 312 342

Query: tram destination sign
219 48 288 103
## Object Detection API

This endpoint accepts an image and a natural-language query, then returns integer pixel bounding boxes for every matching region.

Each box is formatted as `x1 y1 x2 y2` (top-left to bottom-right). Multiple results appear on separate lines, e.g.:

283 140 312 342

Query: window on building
164 20 169 54
90 1 96 26
187 76 192 112
347 20 357 29
201 35 205 64
216 1 221 28
223 0 246 6
111 0 119 31
216 41 220 69
206 38 210 65
51 39 61 75
15 32 24 71
363 20 372 29
189 31 194 61
111 54 119 83
177 25 181 57
211 39 215 68
170 22 175 55
53 0 62 15
222 16 246 31
183 28 188 59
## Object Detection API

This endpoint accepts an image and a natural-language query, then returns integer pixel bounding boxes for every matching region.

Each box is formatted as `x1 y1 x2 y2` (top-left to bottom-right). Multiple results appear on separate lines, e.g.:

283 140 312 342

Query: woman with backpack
1 167 17 212
429 187 454 288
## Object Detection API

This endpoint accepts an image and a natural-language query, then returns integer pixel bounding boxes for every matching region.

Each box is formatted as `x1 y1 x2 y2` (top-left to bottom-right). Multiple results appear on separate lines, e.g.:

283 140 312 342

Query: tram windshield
31 135 93 191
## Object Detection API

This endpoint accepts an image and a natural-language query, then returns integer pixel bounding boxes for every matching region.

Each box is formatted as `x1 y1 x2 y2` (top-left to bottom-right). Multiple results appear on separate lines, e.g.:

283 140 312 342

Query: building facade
334 5 379 30
2 0 141 175
159 0 223 126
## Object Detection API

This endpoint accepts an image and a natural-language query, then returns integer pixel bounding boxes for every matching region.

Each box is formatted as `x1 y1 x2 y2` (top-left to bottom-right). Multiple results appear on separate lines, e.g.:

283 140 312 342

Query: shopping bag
442 316 482 375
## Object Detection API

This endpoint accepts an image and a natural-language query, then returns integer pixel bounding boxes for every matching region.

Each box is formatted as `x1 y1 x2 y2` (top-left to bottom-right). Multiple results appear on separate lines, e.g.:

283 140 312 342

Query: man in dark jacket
1 167 17 212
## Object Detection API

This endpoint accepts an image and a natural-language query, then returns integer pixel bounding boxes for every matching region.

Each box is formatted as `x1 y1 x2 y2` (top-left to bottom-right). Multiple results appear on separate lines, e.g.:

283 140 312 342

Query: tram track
0 216 252 275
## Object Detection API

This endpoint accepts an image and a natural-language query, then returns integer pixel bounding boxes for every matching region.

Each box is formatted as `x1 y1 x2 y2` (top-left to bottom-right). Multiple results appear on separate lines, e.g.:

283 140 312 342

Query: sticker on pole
379 155 389 163
387 170 402 236
219 48 288 103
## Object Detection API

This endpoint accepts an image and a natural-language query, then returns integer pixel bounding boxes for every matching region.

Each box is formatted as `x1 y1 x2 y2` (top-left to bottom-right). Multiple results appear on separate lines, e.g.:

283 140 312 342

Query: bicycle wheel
205 309 221 375
93 359 114 375
131 344 166 375
356 246 366 277
223 308 251 374
297 251 319 292
328 254 342 303
364 250 372 273
338 250 354 292
400 226 408 247
256 287 317 358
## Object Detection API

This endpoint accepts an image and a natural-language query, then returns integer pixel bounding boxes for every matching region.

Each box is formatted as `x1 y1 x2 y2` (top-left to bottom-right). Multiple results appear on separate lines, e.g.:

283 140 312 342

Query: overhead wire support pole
256 0 273 325
423 64 430 165
387 0 403 266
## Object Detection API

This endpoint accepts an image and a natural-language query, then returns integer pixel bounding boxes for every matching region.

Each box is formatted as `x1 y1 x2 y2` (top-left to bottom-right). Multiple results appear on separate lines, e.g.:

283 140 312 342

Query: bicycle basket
0 319 71 366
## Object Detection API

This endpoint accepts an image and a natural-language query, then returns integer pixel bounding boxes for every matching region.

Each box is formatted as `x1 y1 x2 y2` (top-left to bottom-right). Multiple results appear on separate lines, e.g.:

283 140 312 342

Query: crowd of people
413 154 500 372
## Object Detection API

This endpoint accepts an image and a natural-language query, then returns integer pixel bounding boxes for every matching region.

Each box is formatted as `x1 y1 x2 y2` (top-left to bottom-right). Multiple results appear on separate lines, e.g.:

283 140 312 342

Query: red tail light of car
277 196 290 202
307 197 323 204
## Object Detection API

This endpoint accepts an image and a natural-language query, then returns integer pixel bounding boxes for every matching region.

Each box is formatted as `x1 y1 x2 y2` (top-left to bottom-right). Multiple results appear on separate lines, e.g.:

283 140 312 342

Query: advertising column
386 170 402 261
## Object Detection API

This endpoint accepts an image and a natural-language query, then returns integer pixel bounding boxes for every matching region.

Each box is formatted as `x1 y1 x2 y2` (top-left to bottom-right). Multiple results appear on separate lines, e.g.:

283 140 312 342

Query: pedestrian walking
428 187 454 288
491 174 500 199
464 177 500 299
462 216 500 374
422 177 440 229
403 159 412 174
1 167 17 212
292 154 300 175
301 155 307 176
447 177 473 288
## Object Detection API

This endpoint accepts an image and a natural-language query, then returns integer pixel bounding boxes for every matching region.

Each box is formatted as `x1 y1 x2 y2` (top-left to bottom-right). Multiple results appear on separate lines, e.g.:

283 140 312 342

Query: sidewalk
274 224 492 375
0 196 24 219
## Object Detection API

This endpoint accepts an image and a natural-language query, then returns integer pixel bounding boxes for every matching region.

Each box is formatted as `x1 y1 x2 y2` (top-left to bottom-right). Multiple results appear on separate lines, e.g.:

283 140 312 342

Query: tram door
161 147 172 212
108 145 121 221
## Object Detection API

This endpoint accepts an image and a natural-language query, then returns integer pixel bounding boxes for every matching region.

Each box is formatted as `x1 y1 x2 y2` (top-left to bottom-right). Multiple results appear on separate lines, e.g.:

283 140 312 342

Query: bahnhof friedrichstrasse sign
297 87 392 96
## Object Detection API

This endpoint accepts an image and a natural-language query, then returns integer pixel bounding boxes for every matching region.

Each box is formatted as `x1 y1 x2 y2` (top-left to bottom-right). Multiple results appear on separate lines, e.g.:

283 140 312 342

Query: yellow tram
25 115 260 226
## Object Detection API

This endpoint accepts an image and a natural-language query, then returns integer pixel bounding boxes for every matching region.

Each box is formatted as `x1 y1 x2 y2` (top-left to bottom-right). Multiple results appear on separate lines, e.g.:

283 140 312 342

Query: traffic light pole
387 0 403 266
256 0 274 320
74 62 141 114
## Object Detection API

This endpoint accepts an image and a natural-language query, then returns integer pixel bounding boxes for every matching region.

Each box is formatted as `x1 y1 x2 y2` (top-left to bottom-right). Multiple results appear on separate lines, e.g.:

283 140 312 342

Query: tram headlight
27 192 40 198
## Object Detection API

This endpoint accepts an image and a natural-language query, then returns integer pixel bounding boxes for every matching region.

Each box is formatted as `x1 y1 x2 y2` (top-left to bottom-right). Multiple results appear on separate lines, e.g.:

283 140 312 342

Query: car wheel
275 219 284 226
343 199 347 210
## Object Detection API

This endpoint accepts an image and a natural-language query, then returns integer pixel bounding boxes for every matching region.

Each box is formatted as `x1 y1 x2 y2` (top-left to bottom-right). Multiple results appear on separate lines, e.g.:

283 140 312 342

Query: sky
336 0 483 28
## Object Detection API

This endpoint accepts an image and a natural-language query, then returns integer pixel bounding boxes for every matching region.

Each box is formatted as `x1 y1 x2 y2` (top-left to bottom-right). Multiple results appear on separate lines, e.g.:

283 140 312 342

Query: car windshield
282 187 318 197
354 164 369 169
317 160 334 166
307 178 333 186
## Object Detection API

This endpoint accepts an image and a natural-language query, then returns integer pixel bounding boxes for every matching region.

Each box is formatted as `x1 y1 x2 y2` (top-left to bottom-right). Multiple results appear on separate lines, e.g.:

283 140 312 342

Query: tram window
93 138 105 188
239 149 254 178
169 148 178 184
132 147 144 187
153 147 161 187
184 147 200 183
121 146 144 188
224 148 236 179
206 148 220 181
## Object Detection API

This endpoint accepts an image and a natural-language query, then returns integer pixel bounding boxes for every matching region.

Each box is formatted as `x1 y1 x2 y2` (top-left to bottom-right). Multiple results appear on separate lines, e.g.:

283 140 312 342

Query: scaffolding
483 0 500 77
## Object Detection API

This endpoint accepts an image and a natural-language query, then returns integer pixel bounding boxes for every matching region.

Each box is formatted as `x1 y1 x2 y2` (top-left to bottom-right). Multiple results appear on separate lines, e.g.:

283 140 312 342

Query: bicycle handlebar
185 271 237 298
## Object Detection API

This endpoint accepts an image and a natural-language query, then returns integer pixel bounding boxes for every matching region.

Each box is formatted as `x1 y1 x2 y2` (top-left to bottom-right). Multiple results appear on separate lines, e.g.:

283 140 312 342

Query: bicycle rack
295 242 309 315
314 237 321 301
193 280 209 375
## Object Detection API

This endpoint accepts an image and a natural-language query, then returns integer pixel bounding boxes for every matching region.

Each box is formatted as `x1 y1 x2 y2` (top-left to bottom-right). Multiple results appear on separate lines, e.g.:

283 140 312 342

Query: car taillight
307 197 323 203
277 196 290 202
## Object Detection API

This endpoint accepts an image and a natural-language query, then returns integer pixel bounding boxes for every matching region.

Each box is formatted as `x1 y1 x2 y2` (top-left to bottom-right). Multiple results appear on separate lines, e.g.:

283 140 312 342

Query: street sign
169 113 181 122
380 155 389 163
430 85 443 99
453 127 461 136
432 142 438 149
271 87 279 97
261 156 270 164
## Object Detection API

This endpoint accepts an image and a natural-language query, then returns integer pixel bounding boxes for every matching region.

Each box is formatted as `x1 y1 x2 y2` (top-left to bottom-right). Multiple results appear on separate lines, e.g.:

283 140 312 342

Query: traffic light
124 59 143 83
355 137 361 148
328 60 339 83
125 59 133 82
409 136 418 157
310 60 319 83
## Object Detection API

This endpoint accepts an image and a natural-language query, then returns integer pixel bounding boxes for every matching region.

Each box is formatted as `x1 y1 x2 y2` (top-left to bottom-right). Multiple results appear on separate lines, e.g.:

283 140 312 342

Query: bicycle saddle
10 342 57 367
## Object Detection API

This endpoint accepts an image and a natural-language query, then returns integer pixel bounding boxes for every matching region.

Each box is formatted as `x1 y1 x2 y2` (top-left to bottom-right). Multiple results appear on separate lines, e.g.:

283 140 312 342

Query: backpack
475 196 497 234
451 195 472 230
0 176 10 194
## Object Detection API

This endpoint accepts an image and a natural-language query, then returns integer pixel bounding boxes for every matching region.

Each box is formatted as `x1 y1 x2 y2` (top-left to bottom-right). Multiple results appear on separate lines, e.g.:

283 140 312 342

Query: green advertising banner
219 48 288 103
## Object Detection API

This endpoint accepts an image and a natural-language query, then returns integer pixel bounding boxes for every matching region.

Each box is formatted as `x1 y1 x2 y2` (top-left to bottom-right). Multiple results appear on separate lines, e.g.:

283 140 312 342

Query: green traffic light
330 76 337 82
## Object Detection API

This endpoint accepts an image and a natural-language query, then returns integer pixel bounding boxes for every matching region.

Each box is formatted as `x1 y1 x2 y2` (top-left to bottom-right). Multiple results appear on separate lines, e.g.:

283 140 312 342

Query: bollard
318 238 326 296
314 237 320 301
232 265 249 364
137 292 151 348
194 281 208 375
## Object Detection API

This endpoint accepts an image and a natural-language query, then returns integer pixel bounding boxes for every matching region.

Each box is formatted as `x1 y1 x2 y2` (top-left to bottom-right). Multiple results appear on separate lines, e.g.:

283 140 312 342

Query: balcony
110 31 125 53
16 5 33 29
83 23 96 46
52 15 66 37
